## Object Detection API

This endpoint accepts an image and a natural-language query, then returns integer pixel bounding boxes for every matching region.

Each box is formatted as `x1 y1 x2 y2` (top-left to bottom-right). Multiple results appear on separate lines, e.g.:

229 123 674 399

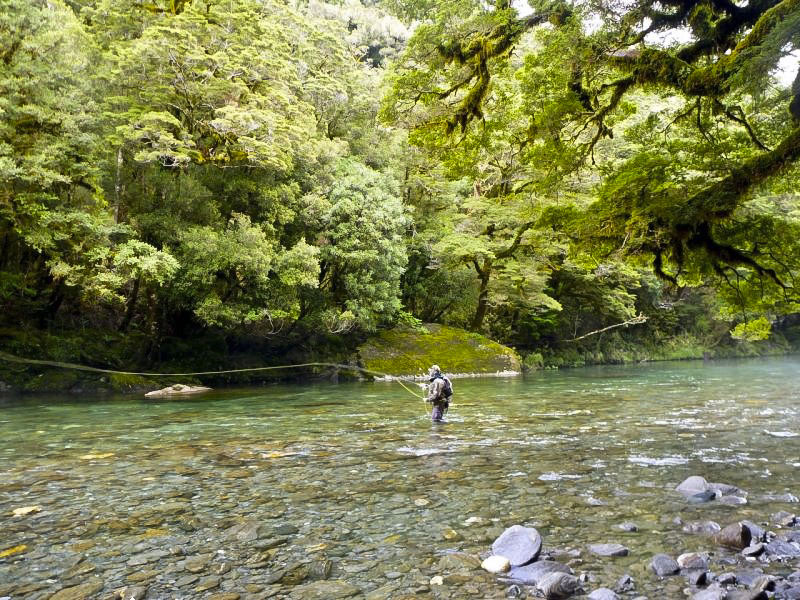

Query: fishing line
0 351 426 400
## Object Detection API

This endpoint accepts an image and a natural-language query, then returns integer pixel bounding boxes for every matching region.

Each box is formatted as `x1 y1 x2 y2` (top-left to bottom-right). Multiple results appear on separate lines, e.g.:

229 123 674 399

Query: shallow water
1 357 799 599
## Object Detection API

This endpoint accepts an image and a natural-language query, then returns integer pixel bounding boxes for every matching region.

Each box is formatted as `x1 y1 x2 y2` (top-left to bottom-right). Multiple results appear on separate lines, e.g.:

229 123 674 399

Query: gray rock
614 574 635 593
764 539 800 558
677 476 709 496
184 553 214 573
685 569 708 586
735 570 766 587
537 572 581 599
650 553 680 576
195 576 220 592
709 482 747 497
692 585 727 600
717 572 736 585
683 520 722 534
588 588 619 600
492 525 543 567
718 495 748 505
225 520 263 542
689 490 718 504
274 523 299 535
761 493 799 503
677 552 708 570
175 574 199 587
726 591 767 600
773 511 797 527
309 560 333 580
777 586 800 600
617 522 638 532
714 522 752 549
751 575 776 592
506 561 573 585
742 520 766 542
589 543 629 557
742 543 765 557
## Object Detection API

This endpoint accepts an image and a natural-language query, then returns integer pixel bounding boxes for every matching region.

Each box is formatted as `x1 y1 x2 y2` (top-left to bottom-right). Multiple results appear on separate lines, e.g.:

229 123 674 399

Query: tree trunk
471 259 492 331
118 276 140 332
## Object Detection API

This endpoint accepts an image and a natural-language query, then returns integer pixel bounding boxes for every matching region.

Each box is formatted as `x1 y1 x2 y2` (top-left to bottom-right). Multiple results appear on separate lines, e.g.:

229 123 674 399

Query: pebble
481 555 511 573
589 543 629 557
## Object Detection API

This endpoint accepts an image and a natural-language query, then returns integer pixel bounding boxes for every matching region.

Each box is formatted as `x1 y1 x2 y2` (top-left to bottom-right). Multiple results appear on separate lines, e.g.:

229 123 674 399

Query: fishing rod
0 351 426 401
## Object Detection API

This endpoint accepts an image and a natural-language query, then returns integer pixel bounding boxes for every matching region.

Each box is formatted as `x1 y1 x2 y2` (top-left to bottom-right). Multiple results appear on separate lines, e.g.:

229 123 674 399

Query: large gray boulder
537 572 581 599
492 525 542 566
506 561 573 585
676 476 709 496
650 554 680 577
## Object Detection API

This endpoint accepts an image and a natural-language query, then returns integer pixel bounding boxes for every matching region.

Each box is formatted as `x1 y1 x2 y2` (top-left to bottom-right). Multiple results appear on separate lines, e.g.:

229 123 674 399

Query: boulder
144 384 212 398
677 476 709 496
714 522 752 549
677 553 708 570
537 572 580 599
685 569 708 586
772 511 797 527
692 586 727 600
683 521 722 535
764 539 800 558
481 555 511 574
589 543 629 557
689 490 718 504
506 561 573 585
588 588 619 600
742 520 766 542
492 525 542 567
742 543 765 557
650 554 680 577
734 570 766 587
708 482 747 497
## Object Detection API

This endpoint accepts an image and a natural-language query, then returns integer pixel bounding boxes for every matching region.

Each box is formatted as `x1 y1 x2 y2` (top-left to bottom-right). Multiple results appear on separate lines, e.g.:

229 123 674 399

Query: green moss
357 323 521 377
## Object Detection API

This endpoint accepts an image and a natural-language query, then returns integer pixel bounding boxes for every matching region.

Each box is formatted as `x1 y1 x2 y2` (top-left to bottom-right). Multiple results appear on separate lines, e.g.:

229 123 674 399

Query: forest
1 0 799 388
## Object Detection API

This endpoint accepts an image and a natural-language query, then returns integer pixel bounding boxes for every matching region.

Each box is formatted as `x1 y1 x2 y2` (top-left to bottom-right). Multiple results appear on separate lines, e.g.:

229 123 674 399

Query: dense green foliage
1 0 799 388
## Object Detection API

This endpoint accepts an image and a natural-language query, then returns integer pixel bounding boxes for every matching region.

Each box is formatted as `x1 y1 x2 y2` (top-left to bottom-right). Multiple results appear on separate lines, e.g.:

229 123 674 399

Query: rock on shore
144 384 212 398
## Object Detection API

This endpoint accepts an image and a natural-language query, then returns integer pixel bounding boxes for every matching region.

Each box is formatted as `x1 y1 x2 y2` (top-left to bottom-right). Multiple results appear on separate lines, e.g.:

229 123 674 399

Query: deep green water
1 357 799 599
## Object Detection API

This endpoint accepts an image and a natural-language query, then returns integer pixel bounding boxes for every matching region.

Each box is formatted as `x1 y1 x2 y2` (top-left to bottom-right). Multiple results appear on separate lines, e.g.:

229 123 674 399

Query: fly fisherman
424 365 453 423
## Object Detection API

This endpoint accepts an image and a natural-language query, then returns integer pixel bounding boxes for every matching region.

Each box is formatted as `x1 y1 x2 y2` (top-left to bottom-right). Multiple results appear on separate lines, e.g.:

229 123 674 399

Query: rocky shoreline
471 475 800 600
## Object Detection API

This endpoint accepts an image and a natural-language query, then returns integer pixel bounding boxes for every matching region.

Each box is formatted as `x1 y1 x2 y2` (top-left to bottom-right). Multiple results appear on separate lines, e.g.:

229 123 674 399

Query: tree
385 0 800 315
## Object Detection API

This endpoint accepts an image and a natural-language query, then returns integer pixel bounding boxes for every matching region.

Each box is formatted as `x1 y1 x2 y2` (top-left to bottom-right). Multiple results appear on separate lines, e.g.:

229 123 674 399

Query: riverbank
1 322 797 395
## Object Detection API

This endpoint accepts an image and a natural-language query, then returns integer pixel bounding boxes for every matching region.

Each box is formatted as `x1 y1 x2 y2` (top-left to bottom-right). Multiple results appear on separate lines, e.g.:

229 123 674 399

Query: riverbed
1 357 799 599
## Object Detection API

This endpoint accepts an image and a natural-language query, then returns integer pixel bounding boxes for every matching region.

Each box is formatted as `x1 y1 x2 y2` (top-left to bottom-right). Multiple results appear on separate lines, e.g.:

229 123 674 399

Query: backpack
440 376 453 400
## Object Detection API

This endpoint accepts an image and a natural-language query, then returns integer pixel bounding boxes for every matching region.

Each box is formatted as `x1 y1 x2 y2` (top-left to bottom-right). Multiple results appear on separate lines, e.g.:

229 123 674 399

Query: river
1 357 799 599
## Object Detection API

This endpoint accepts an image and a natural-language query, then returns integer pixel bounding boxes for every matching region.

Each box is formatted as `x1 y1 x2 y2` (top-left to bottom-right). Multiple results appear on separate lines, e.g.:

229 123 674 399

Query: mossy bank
357 324 521 378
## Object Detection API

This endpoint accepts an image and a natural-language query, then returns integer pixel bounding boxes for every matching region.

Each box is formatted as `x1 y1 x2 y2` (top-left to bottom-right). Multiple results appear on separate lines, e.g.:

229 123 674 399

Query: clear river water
1 356 799 599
